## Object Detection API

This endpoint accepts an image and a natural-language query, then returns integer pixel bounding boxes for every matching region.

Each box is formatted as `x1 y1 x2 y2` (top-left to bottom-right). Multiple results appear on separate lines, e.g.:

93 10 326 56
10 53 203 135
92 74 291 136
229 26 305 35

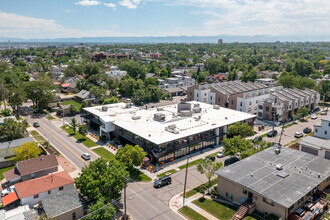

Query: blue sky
0 0 329 39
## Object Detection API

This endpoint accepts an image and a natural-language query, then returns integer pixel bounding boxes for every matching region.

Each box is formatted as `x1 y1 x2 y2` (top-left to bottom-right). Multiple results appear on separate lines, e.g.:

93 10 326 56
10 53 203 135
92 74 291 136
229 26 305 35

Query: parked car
311 114 318 120
204 156 216 162
267 130 278 137
224 157 240 166
313 107 320 113
303 127 312 134
217 151 225 158
294 131 303 138
252 136 262 143
33 122 40 127
154 176 172 188
81 153 91 160
320 110 328 115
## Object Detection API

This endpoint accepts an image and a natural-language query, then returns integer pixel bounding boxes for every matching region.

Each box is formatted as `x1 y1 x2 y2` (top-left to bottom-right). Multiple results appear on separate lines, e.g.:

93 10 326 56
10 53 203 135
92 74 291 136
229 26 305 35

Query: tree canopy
227 123 254 138
115 144 147 169
14 141 43 161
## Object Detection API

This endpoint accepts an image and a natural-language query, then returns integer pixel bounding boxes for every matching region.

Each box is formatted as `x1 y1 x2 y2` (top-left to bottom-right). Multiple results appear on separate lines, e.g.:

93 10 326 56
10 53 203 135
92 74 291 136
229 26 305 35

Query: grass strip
61 125 98 148
193 198 236 220
157 169 177 178
179 158 203 170
178 206 208 220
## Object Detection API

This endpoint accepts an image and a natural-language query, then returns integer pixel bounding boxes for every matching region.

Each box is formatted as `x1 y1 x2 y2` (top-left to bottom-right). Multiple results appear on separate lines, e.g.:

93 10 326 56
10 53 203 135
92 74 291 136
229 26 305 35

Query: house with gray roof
42 188 88 220
0 137 34 158
215 147 329 220
75 90 95 103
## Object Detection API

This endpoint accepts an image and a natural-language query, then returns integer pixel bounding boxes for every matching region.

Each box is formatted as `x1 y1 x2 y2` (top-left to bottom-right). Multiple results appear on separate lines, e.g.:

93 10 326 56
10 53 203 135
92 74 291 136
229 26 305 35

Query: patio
290 197 328 220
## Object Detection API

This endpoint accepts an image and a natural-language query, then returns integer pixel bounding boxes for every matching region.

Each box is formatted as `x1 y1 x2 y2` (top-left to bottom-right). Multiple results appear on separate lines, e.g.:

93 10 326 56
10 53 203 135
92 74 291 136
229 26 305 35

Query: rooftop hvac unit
157 107 163 111
165 124 179 134
213 105 220 110
275 149 281 155
275 164 283 170
101 106 108 111
132 115 141 120
154 113 166 121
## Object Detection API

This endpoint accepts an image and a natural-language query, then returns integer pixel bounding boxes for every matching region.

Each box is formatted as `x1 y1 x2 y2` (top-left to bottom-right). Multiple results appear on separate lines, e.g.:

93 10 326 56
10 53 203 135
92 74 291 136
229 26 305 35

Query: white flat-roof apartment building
83 101 256 164
187 81 320 125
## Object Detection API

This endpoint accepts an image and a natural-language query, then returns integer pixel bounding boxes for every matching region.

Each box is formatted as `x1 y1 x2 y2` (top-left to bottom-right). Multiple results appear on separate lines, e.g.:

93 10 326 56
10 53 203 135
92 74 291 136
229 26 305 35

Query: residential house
299 116 330 159
3 154 58 185
14 171 75 208
158 76 195 92
216 147 329 220
0 205 38 220
75 90 95 103
0 137 34 159
42 188 88 220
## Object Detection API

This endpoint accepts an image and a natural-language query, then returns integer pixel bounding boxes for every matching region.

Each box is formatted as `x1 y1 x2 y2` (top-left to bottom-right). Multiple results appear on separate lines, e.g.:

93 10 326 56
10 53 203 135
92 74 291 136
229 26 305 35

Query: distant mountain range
0 35 329 43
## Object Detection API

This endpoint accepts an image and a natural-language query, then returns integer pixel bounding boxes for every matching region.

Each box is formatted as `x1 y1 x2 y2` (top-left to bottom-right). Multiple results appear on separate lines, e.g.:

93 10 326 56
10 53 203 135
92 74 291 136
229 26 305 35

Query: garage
301 146 318 156
325 151 330 160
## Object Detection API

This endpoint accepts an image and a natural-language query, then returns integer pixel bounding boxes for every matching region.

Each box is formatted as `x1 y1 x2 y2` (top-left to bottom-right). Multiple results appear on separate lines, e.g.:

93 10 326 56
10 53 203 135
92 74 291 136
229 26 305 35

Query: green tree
80 100 89 111
160 68 169 78
298 107 309 120
324 65 330 75
87 198 116 220
78 124 88 137
8 88 26 117
120 60 147 80
90 86 106 104
222 136 253 157
0 118 28 141
178 60 186 68
102 96 119 105
294 59 315 76
1 108 11 116
70 118 77 132
75 158 129 219
14 141 42 161
197 160 222 194
24 77 55 110
165 63 172 75
115 144 147 169
144 77 159 87
205 58 221 75
69 105 76 115
227 123 254 138
318 80 330 102
0 83 9 108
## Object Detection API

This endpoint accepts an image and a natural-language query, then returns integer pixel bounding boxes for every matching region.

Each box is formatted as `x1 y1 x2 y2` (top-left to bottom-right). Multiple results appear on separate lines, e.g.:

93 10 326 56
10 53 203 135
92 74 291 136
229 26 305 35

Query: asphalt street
124 156 228 220
20 106 99 170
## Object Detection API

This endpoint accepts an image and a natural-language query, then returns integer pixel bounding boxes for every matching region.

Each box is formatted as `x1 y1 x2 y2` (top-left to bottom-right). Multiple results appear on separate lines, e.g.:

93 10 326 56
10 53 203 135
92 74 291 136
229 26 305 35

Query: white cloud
0 12 126 38
104 3 116 8
75 0 101 6
155 0 330 36
119 0 141 9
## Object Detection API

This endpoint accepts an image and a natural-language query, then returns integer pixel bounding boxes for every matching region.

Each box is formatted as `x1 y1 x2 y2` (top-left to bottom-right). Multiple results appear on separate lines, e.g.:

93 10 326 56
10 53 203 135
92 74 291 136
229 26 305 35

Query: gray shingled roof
215 147 330 208
42 188 88 218
0 137 34 150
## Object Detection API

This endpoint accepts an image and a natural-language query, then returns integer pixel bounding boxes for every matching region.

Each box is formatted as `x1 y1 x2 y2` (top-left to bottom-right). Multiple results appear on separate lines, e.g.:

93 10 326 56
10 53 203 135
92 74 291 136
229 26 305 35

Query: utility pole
123 178 127 220
182 156 189 207
279 118 285 145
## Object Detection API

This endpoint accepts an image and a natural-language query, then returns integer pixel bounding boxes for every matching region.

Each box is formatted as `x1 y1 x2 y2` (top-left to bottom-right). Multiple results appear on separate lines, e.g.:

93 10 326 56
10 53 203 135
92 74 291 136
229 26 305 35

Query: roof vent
318 173 321 178
250 173 254 177
275 149 281 155
132 115 141 120
225 117 228 120
101 106 108 111
275 164 283 170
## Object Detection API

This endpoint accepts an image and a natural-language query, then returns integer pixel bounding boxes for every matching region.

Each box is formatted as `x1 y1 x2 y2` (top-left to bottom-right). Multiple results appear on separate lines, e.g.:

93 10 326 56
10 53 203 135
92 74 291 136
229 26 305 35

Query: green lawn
260 133 268 138
283 122 297 128
179 206 208 220
128 167 152 182
61 125 98 148
179 158 203 170
61 100 82 111
92 147 116 161
182 178 218 198
243 216 257 220
157 169 177 178
193 198 236 220
46 115 55 120
30 130 46 142
0 166 15 181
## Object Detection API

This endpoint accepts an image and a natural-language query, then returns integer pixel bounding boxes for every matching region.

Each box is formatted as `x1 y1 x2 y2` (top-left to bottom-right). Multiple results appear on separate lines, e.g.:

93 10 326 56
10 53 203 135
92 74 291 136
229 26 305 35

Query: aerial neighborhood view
0 0 329 220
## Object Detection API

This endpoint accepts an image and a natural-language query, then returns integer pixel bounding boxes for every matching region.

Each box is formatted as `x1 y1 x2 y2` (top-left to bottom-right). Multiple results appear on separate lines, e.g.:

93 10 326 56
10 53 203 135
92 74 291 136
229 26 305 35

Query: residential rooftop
84 101 256 145
42 188 88 218
16 154 58 176
299 136 330 150
216 147 330 208
14 171 74 199
0 137 34 150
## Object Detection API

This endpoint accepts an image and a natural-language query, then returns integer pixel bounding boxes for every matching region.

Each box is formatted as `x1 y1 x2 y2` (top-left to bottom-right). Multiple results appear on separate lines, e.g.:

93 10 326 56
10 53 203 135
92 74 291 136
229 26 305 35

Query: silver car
81 153 91 160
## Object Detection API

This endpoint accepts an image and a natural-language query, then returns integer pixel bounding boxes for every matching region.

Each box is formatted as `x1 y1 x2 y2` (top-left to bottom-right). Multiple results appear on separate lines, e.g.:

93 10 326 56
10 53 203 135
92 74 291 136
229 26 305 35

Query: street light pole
123 177 128 220
182 156 190 207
